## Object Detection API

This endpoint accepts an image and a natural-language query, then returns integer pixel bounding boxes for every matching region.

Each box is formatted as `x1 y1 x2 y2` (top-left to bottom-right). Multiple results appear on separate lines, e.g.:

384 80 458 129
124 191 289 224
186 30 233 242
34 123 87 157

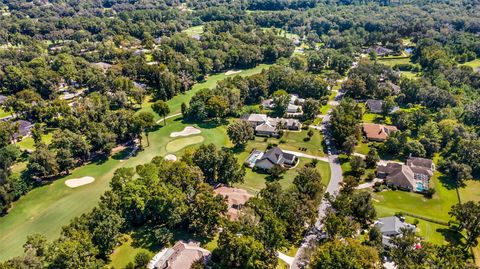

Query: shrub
135 251 151 268
303 137 311 141
307 130 314 137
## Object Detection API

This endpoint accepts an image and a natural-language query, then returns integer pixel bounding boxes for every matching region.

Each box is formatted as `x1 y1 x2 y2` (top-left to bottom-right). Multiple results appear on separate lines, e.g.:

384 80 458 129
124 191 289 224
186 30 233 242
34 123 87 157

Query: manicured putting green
166 135 204 153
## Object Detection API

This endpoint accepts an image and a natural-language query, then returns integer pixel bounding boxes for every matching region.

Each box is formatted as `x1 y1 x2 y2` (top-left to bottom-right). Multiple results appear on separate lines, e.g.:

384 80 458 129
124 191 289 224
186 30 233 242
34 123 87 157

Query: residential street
290 86 345 269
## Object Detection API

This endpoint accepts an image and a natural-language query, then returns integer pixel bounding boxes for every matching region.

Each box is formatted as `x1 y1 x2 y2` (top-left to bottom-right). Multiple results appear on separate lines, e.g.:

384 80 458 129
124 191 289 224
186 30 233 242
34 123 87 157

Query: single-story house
268 117 301 130
375 216 416 247
368 46 394 57
13 120 34 141
255 122 278 137
148 241 210 269
214 186 253 220
362 123 398 142
365 99 384 114
287 103 302 114
290 94 305 105
261 99 275 109
255 147 297 170
377 157 433 192
242 114 302 137
242 113 268 127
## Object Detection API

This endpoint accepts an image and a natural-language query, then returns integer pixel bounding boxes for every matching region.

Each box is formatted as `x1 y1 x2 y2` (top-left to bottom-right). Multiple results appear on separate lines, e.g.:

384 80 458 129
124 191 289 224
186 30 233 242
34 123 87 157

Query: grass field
460 59 480 69
182 25 204 37
0 64 277 261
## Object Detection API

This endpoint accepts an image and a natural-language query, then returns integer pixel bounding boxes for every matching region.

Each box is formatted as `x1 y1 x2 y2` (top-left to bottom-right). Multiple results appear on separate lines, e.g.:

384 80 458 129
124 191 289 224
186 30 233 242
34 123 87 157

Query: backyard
234 134 330 194
372 170 460 245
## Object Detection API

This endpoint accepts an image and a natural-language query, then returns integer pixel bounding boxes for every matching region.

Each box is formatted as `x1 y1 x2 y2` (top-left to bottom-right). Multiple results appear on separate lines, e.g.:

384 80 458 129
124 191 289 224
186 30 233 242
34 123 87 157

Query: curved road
290 71 354 268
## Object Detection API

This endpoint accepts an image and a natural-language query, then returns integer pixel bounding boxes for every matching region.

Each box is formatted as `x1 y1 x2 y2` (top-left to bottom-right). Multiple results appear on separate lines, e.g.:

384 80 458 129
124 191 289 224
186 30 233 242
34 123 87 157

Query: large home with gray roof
377 157 434 192
254 147 297 170
375 216 416 247
242 113 301 137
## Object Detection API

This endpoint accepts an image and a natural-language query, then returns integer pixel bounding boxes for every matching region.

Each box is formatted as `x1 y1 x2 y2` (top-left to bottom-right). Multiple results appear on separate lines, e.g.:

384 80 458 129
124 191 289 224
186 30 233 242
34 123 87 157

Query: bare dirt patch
170 126 201 138
65 176 95 188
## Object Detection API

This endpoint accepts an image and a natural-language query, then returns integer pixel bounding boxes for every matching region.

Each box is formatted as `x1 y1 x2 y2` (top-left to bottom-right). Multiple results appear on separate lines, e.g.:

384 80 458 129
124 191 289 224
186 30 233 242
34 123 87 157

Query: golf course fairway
0 64 270 261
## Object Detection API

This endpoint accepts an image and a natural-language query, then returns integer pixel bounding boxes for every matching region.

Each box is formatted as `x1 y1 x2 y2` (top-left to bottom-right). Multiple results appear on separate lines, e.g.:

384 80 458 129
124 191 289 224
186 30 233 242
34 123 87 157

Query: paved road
290 90 344 269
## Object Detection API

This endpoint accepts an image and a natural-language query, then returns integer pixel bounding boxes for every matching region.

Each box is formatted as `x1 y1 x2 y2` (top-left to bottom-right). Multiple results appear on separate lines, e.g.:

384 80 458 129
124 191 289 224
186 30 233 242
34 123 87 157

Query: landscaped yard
237 157 330 194
17 132 54 151
234 134 330 194
0 64 274 261
109 235 154 269
373 170 460 244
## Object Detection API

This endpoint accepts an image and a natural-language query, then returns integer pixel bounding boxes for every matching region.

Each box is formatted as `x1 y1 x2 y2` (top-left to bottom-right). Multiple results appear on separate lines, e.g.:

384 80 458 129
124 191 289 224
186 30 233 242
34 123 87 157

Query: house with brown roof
214 186 253 220
148 241 210 269
362 123 398 142
377 157 433 192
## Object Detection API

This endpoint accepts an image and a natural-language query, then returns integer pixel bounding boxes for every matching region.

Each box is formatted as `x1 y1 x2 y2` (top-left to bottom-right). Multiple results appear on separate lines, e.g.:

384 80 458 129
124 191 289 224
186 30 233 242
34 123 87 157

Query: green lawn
355 141 370 155
458 180 480 203
234 135 330 194
0 64 278 261
0 108 12 118
182 25 204 37
400 71 419 79
378 56 411 67
460 59 480 69
373 169 460 244
109 235 153 269
17 132 54 151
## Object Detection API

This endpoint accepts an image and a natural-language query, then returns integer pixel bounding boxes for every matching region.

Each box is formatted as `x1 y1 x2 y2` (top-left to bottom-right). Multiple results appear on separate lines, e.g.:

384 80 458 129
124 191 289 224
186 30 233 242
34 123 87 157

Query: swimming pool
416 182 425 192
245 150 264 168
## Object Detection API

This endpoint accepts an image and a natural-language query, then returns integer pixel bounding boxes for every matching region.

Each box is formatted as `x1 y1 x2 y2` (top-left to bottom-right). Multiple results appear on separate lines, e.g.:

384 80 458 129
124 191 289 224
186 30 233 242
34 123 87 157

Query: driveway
356 178 383 189
281 150 329 162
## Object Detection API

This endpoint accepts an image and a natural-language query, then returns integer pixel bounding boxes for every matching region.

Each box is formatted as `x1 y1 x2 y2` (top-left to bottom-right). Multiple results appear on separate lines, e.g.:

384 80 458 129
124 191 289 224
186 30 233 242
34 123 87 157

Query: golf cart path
155 113 182 124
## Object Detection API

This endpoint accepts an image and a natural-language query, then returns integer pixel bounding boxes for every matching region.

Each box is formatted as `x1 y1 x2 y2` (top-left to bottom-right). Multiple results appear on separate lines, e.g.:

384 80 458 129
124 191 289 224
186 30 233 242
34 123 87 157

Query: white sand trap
164 154 177 162
65 176 95 188
225 70 241 75
170 126 202 137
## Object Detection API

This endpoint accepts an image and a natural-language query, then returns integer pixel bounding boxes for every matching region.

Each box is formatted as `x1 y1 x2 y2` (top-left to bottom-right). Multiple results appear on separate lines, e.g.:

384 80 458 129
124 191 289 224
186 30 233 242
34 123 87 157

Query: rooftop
362 123 397 141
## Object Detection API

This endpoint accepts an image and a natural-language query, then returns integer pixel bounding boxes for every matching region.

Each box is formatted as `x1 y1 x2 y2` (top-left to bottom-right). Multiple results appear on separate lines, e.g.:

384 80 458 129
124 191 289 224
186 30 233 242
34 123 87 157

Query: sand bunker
170 126 202 138
164 154 177 162
65 176 95 188
225 70 241 76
